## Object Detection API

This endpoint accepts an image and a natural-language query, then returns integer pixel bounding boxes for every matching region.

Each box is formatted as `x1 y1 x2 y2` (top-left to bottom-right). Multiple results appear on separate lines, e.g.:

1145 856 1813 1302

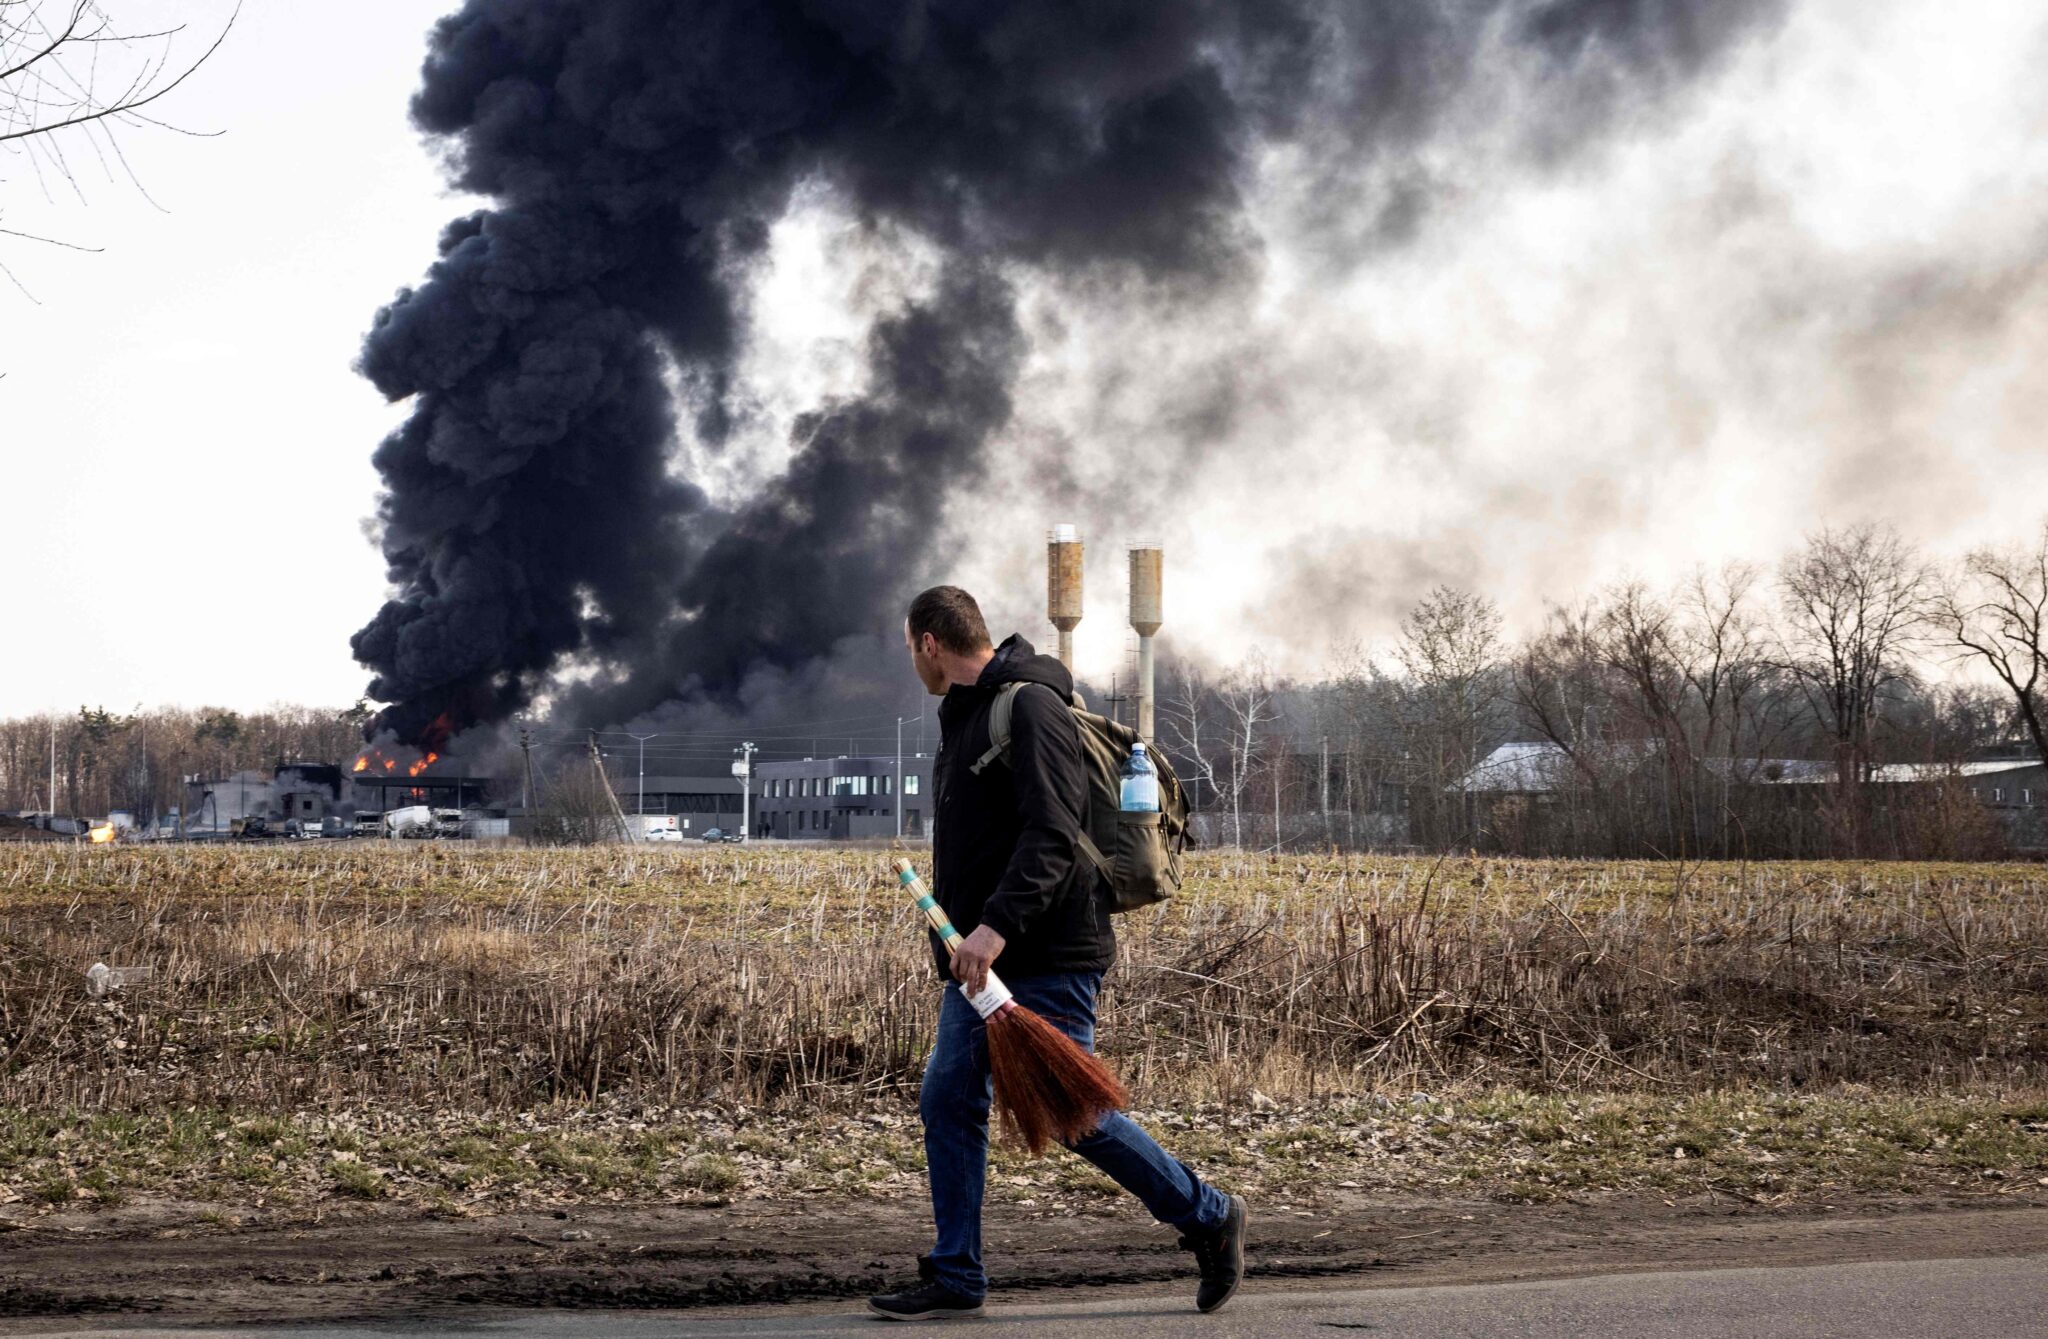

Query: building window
2026 788 2035 805
881 776 893 795
1993 787 2005 803
904 774 921 796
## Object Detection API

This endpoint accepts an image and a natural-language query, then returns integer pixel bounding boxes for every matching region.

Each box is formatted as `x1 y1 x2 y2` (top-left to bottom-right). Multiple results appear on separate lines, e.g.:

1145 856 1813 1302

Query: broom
895 858 1127 1154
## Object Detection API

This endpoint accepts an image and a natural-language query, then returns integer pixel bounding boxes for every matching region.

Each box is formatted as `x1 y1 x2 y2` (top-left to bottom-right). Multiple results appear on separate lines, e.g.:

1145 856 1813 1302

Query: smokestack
1047 524 1083 669
1129 543 1162 739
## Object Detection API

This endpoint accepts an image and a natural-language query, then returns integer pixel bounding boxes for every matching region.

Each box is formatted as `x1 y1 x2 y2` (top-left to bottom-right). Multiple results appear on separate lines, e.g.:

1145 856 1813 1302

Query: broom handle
894 858 1013 1019
895 858 966 951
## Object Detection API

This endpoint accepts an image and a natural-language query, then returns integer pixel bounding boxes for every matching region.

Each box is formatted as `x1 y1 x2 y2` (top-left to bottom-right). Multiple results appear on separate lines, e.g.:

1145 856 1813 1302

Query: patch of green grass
3 1087 2044 1216
79 1167 126 1207
676 1154 740 1193
733 1131 786 1158
328 1158 384 1200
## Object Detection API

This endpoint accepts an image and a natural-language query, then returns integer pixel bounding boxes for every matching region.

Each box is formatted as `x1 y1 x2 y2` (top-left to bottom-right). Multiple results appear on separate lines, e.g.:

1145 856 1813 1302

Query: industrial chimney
1129 542 1162 738
1047 524 1083 669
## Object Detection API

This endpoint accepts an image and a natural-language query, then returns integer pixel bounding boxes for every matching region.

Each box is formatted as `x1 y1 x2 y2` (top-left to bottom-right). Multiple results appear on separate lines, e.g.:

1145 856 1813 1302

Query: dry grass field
2 843 2045 1216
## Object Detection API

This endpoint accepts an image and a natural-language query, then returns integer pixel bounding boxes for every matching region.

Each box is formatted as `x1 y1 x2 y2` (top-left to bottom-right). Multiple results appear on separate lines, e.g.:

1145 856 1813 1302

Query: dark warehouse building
756 755 935 840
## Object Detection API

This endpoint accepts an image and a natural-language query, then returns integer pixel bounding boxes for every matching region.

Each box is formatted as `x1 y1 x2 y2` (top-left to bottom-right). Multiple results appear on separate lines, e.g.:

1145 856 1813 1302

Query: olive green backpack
969 683 1190 913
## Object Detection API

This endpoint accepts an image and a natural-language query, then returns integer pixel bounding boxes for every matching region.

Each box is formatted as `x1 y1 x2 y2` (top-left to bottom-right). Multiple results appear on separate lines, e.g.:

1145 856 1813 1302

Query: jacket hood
975 634 1073 698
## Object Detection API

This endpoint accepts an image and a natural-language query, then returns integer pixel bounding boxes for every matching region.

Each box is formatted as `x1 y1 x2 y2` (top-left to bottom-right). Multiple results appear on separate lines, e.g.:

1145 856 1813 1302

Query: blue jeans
920 970 1231 1300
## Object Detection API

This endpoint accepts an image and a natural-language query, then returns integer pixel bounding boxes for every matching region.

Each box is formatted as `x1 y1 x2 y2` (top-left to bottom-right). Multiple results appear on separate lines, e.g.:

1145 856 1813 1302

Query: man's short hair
908 586 992 655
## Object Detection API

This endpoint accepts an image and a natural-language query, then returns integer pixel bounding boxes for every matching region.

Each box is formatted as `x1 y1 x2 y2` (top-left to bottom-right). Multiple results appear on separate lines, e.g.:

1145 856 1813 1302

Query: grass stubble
1 844 2043 1220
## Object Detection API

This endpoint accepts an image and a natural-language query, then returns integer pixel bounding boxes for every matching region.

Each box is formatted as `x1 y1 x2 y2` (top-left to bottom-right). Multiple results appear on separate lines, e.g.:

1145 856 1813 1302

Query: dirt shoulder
4 1187 2045 1326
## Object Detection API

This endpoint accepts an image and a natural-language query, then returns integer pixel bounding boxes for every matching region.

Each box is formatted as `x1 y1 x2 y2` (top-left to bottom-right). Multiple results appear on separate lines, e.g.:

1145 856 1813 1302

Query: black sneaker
1180 1194 1248 1313
867 1278 985 1321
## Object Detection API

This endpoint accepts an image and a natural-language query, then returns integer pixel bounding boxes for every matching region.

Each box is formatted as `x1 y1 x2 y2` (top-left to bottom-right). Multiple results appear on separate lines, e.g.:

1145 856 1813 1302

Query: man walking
868 585 1246 1321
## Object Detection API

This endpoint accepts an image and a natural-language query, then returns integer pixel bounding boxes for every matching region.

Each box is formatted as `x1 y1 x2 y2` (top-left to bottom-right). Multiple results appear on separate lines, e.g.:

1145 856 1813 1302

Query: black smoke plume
354 0 1782 744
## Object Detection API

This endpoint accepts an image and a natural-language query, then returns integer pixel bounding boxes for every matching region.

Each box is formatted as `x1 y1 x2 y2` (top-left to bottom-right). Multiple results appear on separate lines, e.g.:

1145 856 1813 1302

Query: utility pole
518 723 536 813
733 742 756 843
589 734 634 842
1102 670 1131 728
627 732 657 818
48 719 57 819
1321 733 1331 845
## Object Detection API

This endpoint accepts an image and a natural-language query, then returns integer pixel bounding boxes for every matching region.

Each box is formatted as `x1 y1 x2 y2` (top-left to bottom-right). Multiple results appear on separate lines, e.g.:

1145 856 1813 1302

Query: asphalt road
27 1253 2047 1338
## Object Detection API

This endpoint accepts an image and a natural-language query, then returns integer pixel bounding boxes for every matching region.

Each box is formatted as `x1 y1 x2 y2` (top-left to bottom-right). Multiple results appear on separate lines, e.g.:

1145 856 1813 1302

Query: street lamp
627 732 657 820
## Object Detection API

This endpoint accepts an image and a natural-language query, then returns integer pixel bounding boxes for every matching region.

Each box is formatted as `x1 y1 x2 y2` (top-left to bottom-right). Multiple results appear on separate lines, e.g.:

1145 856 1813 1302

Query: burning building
180 754 497 835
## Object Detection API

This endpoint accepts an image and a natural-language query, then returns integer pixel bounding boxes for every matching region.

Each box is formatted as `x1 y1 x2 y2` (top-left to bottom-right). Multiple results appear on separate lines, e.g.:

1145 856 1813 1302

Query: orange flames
352 747 441 778
88 823 116 845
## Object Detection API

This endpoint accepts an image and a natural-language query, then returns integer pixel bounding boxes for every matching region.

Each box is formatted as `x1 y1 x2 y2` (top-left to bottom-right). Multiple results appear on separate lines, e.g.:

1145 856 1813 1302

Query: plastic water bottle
1120 741 1160 812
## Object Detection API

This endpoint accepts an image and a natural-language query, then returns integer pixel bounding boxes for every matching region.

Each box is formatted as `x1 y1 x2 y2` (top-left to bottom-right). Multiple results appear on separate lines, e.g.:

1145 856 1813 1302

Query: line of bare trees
0 703 371 821
1159 522 2048 859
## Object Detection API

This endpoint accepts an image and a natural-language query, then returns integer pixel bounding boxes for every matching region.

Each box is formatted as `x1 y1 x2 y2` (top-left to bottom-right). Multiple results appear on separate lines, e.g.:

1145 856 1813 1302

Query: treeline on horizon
1158 522 2048 860
5 522 2046 861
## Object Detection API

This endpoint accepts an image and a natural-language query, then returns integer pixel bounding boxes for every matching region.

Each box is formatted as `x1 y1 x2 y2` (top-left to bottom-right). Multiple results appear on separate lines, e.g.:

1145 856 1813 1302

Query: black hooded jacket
928 634 1114 980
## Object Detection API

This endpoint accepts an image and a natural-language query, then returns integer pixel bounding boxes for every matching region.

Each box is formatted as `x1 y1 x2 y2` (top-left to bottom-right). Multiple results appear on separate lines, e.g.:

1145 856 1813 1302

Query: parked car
320 816 350 839
634 815 684 841
699 827 744 844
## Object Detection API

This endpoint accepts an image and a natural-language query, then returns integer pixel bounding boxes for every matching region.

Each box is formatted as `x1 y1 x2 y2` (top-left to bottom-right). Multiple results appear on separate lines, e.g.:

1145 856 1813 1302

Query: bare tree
531 754 627 846
1325 640 1407 849
1159 662 1220 821
1399 585 1505 846
1777 524 1932 851
1511 601 1607 781
1677 562 1782 763
1 2 234 292
1215 654 1275 850
1931 522 2048 766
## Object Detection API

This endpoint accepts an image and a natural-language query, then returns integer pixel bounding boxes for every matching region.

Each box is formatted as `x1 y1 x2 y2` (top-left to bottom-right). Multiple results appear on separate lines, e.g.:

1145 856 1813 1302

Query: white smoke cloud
734 1 2048 686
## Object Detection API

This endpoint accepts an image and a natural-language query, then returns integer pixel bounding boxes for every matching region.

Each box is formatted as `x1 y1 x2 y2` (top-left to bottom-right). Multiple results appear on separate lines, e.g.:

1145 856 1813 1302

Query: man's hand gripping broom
895 858 1127 1154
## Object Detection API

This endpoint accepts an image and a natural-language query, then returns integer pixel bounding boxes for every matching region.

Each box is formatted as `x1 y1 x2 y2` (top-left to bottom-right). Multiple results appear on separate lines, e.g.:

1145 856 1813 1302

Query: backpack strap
968 681 1113 878
969 682 1025 776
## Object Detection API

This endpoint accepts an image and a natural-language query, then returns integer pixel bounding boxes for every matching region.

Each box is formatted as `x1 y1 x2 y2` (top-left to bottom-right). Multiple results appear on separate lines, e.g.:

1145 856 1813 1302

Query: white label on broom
960 972 1014 1019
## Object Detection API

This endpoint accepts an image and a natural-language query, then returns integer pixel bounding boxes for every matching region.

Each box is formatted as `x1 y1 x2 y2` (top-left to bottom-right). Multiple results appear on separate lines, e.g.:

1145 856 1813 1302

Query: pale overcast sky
5 2 2048 719
3 1 467 716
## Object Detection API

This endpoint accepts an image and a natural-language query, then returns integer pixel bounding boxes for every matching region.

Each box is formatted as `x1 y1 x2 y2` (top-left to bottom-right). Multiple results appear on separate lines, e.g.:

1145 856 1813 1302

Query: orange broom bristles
895 858 1129 1155
986 1002 1128 1154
